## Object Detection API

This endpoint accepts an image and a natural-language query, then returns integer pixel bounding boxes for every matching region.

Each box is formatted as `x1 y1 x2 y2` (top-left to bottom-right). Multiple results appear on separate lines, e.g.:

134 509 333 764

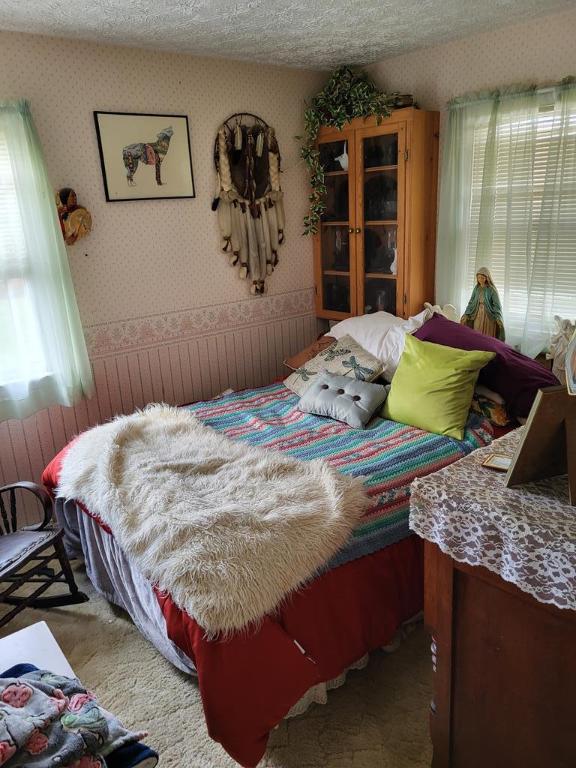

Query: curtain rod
448 76 575 109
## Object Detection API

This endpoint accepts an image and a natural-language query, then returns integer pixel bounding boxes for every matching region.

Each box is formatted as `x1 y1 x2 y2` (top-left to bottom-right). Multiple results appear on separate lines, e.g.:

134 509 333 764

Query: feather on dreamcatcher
213 113 285 295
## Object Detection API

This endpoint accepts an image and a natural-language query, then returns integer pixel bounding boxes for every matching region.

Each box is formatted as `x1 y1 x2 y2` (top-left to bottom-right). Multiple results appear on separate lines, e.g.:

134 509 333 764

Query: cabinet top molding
317 108 440 139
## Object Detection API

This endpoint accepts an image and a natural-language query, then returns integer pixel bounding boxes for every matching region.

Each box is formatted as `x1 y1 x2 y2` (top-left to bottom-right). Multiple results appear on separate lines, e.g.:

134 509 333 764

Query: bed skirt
56 497 423 766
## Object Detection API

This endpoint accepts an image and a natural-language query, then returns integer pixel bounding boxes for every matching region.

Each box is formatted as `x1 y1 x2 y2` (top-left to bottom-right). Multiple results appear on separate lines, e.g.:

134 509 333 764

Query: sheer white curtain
0 100 93 421
436 80 576 357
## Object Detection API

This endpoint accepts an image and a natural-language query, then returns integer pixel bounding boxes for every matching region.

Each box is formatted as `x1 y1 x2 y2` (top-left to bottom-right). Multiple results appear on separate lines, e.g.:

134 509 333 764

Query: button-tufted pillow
297 371 388 429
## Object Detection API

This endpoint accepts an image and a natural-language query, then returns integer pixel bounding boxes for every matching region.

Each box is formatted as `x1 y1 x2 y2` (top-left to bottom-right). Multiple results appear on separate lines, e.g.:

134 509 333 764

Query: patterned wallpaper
2 11 572 345
0 31 326 486
368 7 575 122
0 31 324 334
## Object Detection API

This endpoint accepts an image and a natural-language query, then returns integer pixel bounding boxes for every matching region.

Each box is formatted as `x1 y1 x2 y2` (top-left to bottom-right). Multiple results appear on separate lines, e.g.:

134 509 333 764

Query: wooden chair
0 482 88 629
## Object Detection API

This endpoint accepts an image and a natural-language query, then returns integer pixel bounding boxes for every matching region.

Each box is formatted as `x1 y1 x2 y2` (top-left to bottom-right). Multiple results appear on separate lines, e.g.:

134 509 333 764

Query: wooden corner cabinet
313 108 439 320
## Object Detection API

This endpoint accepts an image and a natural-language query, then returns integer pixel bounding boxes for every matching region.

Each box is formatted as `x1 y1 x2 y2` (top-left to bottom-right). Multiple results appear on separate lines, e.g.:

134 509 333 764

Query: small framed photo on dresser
94 111 195 202
481 453 512 472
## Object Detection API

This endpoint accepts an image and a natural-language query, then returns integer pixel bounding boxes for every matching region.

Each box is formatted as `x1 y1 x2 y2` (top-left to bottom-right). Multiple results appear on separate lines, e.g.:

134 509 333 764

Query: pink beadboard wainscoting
0 288 318 506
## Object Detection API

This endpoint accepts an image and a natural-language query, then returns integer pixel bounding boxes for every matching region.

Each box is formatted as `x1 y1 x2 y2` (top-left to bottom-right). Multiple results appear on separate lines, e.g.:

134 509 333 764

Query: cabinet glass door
357 127 405 316
316 135 355 316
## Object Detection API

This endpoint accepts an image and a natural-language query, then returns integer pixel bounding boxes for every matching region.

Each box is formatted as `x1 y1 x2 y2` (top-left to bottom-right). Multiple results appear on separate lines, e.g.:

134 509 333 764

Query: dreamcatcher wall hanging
212 113 285 295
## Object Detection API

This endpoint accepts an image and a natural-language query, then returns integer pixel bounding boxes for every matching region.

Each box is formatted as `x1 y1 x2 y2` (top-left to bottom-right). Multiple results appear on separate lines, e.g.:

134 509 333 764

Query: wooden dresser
410 430 576 768
424 543 575 768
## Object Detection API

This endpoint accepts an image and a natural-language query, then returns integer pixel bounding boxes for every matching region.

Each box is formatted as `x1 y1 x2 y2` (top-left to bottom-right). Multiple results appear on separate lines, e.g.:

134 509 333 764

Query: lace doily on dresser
410 428 576 611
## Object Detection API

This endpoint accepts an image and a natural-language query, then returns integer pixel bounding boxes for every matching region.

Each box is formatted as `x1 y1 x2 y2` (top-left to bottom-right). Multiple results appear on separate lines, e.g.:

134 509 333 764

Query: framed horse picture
94 111 195 201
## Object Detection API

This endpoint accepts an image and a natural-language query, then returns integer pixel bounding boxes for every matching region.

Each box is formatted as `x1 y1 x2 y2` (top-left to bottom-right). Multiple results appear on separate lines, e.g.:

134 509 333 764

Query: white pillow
327 309 432 358
400 309 431 333
327 312 404 357
327 309 435 381
379 325 410 381
377 310 436 381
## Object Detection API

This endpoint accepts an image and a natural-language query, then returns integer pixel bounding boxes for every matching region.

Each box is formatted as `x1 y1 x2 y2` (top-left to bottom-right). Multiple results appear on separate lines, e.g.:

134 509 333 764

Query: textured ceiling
0 0 571 69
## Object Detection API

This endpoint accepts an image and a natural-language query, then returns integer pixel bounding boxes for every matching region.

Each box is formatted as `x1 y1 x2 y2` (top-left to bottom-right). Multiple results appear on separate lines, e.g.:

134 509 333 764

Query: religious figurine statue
460 267 505 341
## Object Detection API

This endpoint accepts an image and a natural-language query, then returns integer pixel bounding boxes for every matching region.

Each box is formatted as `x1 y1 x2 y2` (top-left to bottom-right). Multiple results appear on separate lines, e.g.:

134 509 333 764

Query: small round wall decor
56 187 92 245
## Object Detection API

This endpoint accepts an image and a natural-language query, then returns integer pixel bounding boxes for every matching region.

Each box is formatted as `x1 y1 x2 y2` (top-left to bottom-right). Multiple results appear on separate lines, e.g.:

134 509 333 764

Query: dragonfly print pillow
284 334 383 396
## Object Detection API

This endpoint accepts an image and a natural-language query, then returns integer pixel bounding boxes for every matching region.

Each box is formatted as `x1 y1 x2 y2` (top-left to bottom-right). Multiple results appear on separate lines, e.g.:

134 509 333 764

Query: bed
42 382 492 767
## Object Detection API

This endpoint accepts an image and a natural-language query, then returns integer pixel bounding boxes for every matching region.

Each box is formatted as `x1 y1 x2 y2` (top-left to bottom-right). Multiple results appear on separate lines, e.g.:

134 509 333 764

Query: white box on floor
0 620 74 677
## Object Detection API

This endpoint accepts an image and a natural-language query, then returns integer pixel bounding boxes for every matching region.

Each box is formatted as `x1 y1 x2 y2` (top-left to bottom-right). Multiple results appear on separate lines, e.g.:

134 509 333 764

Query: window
437 82 576 357
0 100 93 421
0 131 50 387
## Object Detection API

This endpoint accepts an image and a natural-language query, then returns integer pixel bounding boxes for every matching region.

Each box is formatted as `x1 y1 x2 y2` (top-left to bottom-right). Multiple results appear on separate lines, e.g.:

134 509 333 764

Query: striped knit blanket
187 383 493 570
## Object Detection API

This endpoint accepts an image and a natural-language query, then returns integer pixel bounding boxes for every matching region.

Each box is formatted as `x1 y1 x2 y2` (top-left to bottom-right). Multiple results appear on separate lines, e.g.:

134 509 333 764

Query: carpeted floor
4 567 433 767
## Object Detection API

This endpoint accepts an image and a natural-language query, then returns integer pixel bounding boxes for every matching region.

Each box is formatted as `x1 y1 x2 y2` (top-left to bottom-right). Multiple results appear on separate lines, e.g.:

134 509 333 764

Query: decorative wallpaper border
84 287 316 357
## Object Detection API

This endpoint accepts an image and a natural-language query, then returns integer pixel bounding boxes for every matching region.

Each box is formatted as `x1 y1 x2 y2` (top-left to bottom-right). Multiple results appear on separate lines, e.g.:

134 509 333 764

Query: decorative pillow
414 313 559 418
298 372 388 429
471 393 511 427
475 383 505 404
382 334 495 439
284 334 383 396
327 309 431 361
284 336 336 371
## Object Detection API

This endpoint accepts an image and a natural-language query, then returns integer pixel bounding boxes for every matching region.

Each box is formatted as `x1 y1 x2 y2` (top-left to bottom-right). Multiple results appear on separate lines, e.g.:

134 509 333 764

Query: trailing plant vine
299 66 397 235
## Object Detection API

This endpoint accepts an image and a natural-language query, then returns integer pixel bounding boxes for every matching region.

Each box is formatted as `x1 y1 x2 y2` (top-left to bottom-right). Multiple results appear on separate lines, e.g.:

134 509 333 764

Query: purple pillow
414 314 558 418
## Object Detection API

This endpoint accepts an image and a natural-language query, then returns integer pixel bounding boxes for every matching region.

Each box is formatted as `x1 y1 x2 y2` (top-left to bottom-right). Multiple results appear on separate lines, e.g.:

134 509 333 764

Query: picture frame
94 111 195 202
481 453 512 472
566 329 576 396
505 385 576 505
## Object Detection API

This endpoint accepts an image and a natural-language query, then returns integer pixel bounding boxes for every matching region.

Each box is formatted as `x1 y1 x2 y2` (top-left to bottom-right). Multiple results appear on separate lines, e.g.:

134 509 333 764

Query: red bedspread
43 446 423 767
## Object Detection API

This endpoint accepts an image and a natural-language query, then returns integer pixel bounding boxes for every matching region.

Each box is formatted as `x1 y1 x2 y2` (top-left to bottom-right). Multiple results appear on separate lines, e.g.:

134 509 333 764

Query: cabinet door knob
348 227 354 234
355 227 361 234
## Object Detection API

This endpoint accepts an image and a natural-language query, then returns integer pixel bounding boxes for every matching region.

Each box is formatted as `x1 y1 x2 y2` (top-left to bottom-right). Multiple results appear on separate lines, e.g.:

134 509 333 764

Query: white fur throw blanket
58 406 367 635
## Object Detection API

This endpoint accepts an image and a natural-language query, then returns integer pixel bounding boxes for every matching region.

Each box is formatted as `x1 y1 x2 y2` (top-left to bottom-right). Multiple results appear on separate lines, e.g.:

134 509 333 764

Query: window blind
463 92 576 350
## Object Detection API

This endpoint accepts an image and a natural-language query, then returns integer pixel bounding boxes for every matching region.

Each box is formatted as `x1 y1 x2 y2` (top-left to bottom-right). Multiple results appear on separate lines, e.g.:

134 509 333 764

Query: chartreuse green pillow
382 334 495 439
